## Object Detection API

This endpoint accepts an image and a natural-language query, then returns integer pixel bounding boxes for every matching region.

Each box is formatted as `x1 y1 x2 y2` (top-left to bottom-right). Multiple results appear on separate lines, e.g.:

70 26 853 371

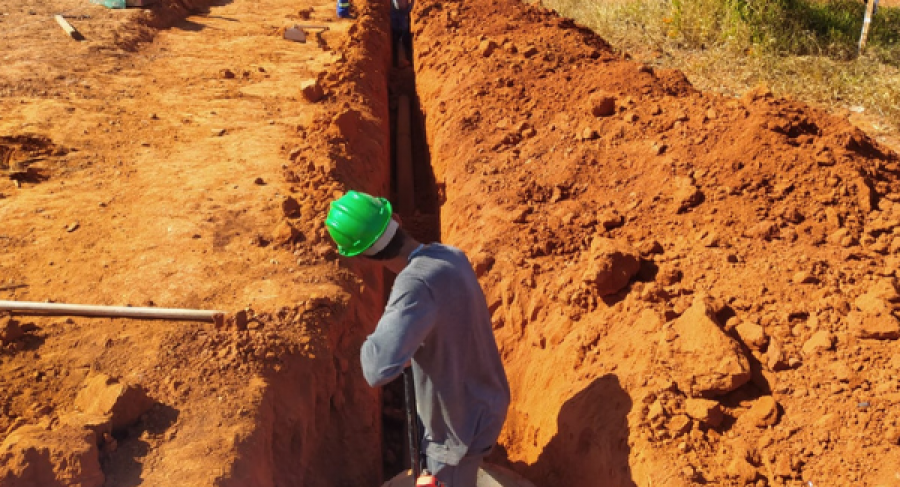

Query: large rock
801 330 834 356
58 412 113 443
734 321 767 350
663 298 752 397
737 396 780 428
865 278 900 302
478 39 498 57
672 177 703 213
0 315 25 344
0 424 104 487
74 373 155 432
684 398 723 427
847 279 900 339
848 310 900 340
271 220 301 247
726 456 758 485
588 91 617 117
330 108 363 138
855 293 894 315
579 237 641 296
299 79 325 103
854 279 899 314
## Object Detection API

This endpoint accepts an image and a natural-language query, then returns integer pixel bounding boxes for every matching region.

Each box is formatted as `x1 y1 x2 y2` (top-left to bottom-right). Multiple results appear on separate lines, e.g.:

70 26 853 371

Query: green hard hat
325 190 393 257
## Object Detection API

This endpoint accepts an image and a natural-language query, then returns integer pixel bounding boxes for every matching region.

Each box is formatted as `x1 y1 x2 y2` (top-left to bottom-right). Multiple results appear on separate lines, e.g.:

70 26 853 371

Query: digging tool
403 367 421 478
403 367 444 487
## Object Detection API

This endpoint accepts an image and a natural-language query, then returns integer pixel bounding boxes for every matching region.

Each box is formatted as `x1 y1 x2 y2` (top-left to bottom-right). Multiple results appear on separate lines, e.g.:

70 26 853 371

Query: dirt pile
410 0 900 484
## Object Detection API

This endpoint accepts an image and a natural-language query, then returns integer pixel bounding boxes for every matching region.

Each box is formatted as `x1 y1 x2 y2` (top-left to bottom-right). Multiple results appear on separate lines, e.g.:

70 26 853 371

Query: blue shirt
390 0 412 34
360 244 510 465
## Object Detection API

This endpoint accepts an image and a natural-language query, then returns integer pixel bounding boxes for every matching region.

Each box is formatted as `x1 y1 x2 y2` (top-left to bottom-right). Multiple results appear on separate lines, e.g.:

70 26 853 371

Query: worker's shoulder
421 243 471 263
422 242 466 255
402 244 468 277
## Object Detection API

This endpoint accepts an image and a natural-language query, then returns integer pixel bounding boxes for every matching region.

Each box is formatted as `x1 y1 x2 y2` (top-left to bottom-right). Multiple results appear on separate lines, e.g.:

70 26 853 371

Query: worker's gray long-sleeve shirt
361 244 510 466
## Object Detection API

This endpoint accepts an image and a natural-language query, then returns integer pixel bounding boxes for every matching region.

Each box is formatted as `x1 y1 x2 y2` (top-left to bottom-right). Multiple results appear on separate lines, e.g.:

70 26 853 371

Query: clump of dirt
411 0 900 484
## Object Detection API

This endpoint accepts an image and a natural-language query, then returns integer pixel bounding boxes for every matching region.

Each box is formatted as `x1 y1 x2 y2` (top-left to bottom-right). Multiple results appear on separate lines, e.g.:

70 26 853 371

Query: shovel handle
403 367 421 478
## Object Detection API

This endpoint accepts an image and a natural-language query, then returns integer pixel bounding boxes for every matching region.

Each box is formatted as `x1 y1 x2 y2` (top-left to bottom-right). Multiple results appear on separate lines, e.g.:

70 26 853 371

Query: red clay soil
410 0 900 485
1 0 900 485
1 0 391 484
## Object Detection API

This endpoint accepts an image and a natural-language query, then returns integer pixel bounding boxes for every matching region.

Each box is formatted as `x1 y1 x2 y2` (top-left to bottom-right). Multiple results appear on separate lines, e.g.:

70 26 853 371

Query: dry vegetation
538 0 900 150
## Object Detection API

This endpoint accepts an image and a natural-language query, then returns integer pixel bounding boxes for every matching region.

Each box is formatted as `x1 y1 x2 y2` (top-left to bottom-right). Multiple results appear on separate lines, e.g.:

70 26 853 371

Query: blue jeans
425 449 488 487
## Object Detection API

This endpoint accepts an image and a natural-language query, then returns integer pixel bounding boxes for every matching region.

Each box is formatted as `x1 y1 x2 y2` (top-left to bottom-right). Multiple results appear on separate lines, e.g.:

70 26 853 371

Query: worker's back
362 243 510 466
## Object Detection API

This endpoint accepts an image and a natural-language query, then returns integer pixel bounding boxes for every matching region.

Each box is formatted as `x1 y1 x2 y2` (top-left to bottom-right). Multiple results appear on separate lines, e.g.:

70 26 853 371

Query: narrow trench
380 29 441 482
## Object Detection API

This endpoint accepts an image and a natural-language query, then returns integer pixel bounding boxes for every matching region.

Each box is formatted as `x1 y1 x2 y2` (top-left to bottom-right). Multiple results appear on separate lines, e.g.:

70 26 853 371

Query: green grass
539 0 900 140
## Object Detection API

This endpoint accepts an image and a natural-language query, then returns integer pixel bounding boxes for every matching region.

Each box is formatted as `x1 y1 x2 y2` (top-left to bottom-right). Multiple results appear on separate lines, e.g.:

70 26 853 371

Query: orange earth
1 0 900 485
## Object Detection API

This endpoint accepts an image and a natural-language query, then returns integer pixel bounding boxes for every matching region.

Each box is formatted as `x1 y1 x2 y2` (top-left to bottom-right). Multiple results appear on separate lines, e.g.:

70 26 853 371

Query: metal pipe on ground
0 300 223 322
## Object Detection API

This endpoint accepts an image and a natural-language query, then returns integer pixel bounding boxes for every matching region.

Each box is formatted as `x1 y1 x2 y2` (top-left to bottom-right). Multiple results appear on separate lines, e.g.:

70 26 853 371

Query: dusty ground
2 0 900 485
1 0 388 484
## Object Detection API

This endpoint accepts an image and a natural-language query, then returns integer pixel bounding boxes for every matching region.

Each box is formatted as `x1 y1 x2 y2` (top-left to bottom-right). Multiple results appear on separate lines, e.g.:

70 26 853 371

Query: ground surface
2 0 900 485
1 0 385 485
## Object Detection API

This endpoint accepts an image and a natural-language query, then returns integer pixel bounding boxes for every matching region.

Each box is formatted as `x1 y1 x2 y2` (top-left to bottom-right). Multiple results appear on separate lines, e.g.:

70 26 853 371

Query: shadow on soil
153 0 236 32
495 374 636 487
101 403 179 487
170 18 209 31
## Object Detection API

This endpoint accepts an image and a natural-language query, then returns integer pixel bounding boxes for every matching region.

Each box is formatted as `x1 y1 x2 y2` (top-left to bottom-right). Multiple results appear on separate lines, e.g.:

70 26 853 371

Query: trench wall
222 0 395 484
409 0 900 484
408 2 664 483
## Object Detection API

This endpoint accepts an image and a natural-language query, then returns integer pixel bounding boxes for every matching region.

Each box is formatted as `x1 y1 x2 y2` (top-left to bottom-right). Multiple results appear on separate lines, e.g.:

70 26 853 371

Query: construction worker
391 0 413 47
326 191 511 487
336 0 351 19
390 0 413 67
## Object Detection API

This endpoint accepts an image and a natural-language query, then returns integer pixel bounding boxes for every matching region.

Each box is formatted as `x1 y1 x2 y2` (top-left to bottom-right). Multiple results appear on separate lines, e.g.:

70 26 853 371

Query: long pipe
0 300 223 322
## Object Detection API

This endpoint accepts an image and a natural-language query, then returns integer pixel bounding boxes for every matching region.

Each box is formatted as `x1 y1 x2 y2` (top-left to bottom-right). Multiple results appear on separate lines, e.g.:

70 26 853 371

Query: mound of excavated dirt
409 0 900 485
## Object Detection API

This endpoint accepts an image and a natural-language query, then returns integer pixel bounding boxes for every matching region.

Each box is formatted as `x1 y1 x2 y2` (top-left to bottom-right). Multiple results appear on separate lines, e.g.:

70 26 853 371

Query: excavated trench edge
223 5 442 485
0 0 398 485
221 2 396 486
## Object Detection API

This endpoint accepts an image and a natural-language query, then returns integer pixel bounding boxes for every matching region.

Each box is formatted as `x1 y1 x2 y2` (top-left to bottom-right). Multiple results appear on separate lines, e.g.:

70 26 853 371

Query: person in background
337 0 352 19
391 0 413 66
326 190 510 487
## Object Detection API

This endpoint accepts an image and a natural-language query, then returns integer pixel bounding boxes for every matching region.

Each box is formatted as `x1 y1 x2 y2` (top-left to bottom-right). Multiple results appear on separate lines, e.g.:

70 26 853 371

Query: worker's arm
360 277 436 387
